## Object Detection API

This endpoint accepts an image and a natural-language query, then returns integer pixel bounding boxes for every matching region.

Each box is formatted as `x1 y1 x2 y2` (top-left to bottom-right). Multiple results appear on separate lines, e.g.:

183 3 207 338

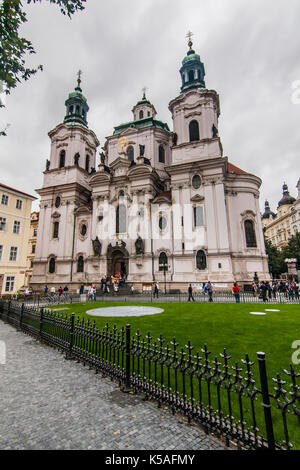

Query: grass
45 300 300 448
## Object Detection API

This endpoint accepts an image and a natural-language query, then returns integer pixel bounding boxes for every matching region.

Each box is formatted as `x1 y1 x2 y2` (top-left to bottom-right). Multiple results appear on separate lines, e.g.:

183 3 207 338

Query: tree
264 237 286 278
0 0 86 100
282 232 300 269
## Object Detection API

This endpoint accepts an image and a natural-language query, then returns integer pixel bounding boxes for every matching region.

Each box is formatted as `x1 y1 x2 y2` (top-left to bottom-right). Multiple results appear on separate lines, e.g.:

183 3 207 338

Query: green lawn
47 301 300 448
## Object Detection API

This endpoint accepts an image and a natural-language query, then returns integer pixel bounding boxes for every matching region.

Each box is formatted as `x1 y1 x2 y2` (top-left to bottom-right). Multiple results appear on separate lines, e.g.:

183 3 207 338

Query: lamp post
163 260 167 295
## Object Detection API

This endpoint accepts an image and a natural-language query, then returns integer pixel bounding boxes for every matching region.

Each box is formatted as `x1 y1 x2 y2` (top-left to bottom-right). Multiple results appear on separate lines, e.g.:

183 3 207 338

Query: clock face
192 175 201 190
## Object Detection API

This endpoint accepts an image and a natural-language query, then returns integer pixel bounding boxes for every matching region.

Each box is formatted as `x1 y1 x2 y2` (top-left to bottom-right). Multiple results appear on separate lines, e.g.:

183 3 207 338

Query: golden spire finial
186 30 194 48
77 69 82 87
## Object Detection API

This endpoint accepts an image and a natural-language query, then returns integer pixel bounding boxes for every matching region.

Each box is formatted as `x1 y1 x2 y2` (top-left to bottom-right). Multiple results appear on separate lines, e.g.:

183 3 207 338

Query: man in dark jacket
188 284 195 302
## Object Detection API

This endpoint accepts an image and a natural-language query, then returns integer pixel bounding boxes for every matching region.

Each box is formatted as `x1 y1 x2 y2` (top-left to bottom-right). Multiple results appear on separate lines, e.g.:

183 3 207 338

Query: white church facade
31 40 270 292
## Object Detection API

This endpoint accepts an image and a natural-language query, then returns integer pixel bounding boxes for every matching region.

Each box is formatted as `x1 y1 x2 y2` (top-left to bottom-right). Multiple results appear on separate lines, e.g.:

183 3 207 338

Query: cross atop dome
142 86 148 100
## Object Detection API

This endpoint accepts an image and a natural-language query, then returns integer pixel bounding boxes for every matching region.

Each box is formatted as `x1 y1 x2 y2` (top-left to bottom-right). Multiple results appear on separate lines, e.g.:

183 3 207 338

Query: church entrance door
114 258 127 277
107 245 129 280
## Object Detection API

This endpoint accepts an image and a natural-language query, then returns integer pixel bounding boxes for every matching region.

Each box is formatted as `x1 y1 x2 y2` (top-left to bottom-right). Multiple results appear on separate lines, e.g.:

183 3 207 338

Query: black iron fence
0 299 299 450
11 289 300 307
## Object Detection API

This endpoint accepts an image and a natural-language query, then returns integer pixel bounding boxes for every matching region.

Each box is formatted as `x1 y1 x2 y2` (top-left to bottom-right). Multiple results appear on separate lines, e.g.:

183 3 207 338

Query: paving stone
0 320 226 450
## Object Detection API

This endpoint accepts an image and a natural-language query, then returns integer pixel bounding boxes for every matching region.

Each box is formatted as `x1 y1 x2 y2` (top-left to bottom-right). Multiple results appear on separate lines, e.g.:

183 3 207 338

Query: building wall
0 185 36 294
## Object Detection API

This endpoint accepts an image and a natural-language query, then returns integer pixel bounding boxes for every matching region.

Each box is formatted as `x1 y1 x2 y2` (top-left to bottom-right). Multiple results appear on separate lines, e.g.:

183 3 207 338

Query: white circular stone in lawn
264 309 280 312
86 306 164 317
249 312 267 315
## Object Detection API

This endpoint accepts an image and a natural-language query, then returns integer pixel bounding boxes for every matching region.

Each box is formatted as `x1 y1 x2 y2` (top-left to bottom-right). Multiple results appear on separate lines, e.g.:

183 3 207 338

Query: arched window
59 150 65 168
158 145 165 163
76 105 80 114
139 110 144 119
159 252 168 271
196 250 206 270
127 146 134 162
189 120 200 142
188 69 195 81
69 106 73 115
244 220 257 247
77 256 84 273
49 257 55 273
53 221 59 239
85 155 90 172
116 203 126 234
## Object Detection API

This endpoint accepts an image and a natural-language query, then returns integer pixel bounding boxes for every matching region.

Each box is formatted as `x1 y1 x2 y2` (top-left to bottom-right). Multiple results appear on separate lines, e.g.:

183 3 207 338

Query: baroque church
31 38 270 292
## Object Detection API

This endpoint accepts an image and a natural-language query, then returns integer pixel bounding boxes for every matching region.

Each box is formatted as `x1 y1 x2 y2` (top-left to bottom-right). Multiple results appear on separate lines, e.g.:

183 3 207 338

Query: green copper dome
179 44 206 93
64 76 89 128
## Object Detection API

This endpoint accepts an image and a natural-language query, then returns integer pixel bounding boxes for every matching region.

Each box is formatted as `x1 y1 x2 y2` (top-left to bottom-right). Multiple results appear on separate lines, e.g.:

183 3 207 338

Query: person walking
79 284 84 295
187 283 195 302
232 282 240 303
92 284 97 301
58 286 63 297
44 285 48 295
207 281 213 302
260 281 268 302
154 282 159 299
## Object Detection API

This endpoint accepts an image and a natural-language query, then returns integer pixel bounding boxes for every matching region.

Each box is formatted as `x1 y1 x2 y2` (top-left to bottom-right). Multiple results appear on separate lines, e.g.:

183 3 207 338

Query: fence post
19 303 24 330
257 352 275 450
39 308 44 338
66 313 75 360
122 324 131 392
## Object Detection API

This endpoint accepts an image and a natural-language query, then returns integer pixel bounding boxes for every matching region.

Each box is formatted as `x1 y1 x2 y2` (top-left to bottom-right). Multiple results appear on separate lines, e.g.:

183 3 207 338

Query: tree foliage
264 237 286 278
282 232 300 269
0 0 86 96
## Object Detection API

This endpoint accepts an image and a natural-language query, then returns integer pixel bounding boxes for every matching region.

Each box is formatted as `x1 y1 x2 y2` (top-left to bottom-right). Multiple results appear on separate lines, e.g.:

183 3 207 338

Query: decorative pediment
190 194 205 202
74 205 92 215
240 210 256 218
51 211 61 219
89 169 111 187
127 163 153 178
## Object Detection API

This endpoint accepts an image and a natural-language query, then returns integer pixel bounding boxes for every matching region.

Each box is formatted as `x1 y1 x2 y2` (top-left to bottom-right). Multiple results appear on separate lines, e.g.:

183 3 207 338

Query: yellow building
0 183 37 295
262 183 296 249
25 211 39 287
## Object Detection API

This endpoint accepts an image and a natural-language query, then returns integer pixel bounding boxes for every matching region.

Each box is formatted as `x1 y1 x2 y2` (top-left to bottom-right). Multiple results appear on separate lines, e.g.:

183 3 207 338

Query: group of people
100 274 126 295
251 280 299 301
187 282 214 302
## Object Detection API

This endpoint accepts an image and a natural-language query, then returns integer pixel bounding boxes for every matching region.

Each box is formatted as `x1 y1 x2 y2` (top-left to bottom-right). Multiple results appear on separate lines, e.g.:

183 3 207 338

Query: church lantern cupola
64 71 89 128
180 32 206 93
132 88 157 120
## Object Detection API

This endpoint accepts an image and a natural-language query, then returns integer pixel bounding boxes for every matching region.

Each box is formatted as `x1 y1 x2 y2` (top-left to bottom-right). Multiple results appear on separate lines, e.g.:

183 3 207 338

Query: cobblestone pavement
0 321 226 451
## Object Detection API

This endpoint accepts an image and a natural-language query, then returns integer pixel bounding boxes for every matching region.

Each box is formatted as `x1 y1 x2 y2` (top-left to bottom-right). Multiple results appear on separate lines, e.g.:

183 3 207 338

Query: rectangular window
16 199 23 210
33 229 37 237
9 246 18 261
1 194 9 205
31 244 36 254
5 276 15 293
194 206 204 227
0 217 7 232
53 221 59 238
13 220 21 234
0 245 3 261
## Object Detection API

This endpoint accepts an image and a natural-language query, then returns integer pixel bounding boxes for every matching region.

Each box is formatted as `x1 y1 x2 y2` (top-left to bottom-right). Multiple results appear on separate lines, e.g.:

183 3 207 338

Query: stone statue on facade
212 124 218 138
74 153 80 165
92 236 101 256
135 236 144 255
139 144 145 156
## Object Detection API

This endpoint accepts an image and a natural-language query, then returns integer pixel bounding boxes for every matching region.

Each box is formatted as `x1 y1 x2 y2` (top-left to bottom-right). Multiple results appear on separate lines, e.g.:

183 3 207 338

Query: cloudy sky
1 0 300 213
